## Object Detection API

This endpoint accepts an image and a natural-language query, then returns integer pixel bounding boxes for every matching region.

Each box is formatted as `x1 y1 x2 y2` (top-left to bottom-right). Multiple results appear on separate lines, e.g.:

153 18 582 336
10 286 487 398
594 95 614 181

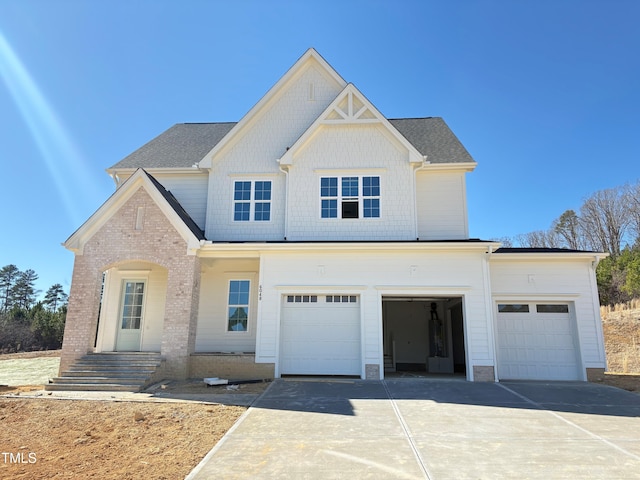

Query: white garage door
496 303 581 381
280 294 361 376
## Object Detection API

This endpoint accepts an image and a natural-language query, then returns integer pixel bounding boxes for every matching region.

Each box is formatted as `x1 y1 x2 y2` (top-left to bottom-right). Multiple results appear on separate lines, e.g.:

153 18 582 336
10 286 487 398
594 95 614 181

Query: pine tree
0 264 20 312
11 269 40 309
44 284 68 311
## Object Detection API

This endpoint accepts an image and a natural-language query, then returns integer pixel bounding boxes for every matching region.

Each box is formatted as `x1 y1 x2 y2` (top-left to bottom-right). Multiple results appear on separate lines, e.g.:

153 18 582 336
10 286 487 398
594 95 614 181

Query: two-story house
56 49 607 390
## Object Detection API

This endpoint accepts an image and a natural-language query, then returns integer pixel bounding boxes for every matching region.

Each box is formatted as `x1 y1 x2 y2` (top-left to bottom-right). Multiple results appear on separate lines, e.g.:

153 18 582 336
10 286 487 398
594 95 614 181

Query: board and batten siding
286 124 417 241
96 263 167 353
416 170 468 240
255 247 493 379
195 258 260 353
205 62 343 241
489 258 606 369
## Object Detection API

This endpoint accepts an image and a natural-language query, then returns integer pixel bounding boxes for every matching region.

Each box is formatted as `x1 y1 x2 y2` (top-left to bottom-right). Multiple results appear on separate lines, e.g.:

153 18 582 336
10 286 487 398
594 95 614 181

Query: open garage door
280 294 361 376
496 303 581 381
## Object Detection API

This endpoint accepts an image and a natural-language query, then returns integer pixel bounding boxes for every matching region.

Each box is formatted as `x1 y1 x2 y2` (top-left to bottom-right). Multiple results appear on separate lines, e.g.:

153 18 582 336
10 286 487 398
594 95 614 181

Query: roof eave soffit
198 48 347 170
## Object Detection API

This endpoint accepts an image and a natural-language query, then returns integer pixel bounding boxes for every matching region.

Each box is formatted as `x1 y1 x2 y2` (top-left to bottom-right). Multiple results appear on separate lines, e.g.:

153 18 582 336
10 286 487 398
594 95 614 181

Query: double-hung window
227 280 250 332
320 175 380 219
233 180 271 222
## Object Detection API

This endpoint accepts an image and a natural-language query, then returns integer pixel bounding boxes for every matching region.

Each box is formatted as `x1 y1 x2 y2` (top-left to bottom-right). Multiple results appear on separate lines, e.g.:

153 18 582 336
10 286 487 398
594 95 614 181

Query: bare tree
626 180 640 244
579 187 629 256
552 210 584 250
515 229 562 248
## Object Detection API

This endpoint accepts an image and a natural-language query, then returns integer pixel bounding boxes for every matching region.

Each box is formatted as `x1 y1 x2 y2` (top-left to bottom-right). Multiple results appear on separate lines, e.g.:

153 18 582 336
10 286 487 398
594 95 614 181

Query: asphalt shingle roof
108 117 474 170
142 169 206 241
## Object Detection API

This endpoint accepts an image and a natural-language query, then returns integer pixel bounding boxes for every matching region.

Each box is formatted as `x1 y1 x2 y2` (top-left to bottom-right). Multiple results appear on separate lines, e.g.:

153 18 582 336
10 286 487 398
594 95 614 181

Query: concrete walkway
187 378 640 480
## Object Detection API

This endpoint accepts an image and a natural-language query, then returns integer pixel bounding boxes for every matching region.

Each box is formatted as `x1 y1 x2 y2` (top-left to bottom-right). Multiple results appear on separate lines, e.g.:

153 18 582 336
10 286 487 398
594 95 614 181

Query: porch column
59 255 103 374
161 255 201 379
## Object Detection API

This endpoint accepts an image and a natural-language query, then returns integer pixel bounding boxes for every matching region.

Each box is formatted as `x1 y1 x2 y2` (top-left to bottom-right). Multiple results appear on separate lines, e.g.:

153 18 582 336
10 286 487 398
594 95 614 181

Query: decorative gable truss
278 83 426 166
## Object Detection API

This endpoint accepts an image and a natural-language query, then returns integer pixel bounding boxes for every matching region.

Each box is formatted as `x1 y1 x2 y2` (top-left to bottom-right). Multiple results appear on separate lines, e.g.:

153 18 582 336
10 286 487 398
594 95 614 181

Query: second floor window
320 176 380 219
233 180 271 222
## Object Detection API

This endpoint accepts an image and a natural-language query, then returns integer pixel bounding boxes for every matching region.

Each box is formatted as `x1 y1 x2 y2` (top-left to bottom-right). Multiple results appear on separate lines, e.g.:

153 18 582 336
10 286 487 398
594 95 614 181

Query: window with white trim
320 176 380 219
233 181 271 222
227 280 250 331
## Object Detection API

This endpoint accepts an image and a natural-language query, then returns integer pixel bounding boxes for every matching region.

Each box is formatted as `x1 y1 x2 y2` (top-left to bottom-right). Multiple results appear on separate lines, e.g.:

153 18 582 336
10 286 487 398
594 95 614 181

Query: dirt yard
0 352 269 480
0 397 246 479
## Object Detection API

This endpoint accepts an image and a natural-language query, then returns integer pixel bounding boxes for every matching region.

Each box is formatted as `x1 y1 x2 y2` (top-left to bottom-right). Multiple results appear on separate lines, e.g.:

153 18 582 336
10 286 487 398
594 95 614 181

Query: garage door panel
497 303 580 381
280 297 360 376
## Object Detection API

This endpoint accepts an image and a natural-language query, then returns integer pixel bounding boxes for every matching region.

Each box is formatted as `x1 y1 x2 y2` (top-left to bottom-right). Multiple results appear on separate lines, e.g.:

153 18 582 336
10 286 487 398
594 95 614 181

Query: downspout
413 156 429 240
482 244 499 382
277 160 289 240
589 254 607 375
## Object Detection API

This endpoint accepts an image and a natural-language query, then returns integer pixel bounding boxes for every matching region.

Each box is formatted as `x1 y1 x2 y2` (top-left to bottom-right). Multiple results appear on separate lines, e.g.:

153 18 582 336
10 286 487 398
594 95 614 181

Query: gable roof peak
198 48 347 169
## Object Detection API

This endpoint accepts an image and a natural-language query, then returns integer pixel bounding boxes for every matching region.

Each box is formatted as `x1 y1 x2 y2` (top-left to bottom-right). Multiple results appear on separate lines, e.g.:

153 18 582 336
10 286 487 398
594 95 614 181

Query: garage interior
382 296 466 377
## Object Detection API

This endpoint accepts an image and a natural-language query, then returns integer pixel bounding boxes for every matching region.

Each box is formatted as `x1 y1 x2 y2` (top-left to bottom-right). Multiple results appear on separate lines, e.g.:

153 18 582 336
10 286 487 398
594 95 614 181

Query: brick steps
45 352 163 392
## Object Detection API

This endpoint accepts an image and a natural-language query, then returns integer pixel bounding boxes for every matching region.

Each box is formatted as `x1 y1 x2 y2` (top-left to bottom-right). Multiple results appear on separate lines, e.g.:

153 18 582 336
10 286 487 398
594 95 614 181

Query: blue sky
1 1 639 298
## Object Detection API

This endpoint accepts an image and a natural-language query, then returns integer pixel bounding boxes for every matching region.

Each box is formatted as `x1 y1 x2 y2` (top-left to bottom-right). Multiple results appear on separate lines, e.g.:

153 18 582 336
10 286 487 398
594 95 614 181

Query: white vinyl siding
195 259 259 352
490 258 605 372
150 173 208 231
205 62 344 241
287 125 416 240
416 170 468 240
255 248 492 379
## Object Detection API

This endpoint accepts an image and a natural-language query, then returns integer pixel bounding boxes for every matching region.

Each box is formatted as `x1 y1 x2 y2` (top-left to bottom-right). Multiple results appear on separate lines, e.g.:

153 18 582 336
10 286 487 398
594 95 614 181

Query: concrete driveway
187 379 640 479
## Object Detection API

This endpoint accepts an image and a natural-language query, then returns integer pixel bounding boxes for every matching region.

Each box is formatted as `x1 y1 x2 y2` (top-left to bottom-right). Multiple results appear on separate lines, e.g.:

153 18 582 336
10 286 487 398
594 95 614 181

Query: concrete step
44 383 141 392
61 370 152 378
50 376 145 385
45 352 163 392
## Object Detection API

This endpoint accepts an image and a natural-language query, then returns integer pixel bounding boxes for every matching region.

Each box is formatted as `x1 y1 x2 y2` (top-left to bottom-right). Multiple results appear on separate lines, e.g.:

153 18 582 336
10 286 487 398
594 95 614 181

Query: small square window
326 296 333 303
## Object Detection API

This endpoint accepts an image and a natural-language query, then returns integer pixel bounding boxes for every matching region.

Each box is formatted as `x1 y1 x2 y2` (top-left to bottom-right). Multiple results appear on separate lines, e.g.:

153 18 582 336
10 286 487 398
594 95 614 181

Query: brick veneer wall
60 187 201 379
190 353 275 380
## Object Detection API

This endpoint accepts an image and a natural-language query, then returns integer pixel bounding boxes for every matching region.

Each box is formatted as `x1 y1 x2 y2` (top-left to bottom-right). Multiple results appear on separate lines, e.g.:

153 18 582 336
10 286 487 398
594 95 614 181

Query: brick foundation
473 365 495 382
189 353 275 379
586 368 606 382
365 363 380 380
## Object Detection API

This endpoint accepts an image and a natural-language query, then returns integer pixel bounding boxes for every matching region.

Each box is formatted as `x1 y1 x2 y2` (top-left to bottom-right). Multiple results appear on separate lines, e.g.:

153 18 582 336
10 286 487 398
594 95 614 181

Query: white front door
116 281 145 351
496 303 581 380
280 294 361 376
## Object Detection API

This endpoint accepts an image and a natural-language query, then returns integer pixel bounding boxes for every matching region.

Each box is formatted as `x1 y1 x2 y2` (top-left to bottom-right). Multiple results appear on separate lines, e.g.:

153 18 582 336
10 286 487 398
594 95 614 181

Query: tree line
506 179 640 305
0 264 68 353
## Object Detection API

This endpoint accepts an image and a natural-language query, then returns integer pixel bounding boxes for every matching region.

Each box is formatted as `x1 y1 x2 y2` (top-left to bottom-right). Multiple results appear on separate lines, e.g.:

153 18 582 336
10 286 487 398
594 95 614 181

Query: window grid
286 295 318 303
320 176 380 219
325 295 358 303
233 181 272 222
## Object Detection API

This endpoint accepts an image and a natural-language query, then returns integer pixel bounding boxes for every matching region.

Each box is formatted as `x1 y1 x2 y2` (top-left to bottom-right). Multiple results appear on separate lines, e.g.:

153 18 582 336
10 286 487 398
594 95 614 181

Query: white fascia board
421 162 478 172
490 252 608 262
199 48 347 170
279 83 424 166
64 169 201 255
106 167 207 176
198 241 500 257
